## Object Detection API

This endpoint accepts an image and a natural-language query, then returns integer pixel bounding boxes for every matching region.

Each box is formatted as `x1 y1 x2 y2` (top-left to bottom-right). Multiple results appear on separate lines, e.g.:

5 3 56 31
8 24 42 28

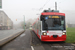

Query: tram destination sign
0 0 2 8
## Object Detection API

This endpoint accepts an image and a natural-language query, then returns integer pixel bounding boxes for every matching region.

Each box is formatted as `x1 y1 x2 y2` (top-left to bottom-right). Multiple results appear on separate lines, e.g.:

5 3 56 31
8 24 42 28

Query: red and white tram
32 10 66 42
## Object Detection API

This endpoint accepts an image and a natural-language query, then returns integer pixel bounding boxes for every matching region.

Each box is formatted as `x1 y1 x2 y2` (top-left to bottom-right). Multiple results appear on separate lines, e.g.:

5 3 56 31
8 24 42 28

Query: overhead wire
39 0 50 11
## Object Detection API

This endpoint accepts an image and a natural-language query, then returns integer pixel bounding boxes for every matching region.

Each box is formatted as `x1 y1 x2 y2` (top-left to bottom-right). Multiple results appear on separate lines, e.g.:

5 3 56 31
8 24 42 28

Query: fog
1 0 75 24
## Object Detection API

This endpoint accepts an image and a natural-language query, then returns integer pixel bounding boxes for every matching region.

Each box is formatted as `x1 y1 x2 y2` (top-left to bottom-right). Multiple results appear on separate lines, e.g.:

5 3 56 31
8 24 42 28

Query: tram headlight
42 32 47 35
63 32 66 35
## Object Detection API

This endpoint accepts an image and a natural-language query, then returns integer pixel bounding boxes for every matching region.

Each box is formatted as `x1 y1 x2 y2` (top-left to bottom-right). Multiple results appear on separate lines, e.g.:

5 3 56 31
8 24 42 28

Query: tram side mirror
40 16 42 21
40 15 45 21
40 17 45 21
40 17 42 21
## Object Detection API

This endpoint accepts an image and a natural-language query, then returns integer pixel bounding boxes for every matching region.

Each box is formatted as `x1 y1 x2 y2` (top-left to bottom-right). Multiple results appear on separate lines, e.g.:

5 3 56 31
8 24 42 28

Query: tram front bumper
41 35 66 42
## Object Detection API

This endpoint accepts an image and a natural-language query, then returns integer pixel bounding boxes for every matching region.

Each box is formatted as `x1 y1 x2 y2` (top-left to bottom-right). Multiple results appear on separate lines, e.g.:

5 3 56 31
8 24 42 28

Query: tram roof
41 12 65 16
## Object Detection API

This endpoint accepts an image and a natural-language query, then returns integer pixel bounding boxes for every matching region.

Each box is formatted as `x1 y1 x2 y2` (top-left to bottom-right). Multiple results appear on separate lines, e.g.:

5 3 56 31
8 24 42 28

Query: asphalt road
0 29 75 50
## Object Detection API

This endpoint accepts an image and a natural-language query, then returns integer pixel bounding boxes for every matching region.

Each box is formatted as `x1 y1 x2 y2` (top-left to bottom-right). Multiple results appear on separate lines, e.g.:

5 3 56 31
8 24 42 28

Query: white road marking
20 33 25 37
31 46 34 50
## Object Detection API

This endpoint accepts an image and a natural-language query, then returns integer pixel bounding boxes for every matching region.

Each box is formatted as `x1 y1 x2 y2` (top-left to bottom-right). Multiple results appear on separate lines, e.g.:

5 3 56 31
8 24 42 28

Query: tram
32 10 66 42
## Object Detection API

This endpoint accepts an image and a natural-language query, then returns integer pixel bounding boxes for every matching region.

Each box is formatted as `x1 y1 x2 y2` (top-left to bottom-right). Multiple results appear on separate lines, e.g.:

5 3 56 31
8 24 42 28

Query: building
0 10 13 30
7 18 13 29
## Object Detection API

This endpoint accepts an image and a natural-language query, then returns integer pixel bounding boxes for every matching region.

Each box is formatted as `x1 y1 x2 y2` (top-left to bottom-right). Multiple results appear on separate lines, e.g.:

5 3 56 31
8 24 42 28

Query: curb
0 30 25 46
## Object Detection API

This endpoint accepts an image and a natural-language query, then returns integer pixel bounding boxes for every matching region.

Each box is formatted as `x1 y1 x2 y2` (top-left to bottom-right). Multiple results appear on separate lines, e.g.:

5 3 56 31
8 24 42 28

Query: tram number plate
49 34 57 37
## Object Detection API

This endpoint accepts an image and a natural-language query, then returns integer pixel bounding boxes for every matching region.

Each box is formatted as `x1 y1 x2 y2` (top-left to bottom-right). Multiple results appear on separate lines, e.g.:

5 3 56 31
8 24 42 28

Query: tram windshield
42 15 66 30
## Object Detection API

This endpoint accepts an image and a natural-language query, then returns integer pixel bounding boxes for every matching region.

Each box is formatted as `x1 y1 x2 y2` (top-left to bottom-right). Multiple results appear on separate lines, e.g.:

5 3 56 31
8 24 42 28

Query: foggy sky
1 0 75 24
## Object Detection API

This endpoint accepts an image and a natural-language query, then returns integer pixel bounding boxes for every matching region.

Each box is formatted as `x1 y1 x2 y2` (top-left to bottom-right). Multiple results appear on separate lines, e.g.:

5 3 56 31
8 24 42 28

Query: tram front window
42 15 66 30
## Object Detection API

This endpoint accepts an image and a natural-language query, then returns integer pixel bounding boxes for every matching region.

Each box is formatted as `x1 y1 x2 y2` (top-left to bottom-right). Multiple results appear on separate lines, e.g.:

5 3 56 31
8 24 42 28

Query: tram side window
37 21 38 29
35 23 37 29
38 21 41 31
33 25 35 29
40 22 41 30
33 24 35 29
34 23 36 29
36 22 38 29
